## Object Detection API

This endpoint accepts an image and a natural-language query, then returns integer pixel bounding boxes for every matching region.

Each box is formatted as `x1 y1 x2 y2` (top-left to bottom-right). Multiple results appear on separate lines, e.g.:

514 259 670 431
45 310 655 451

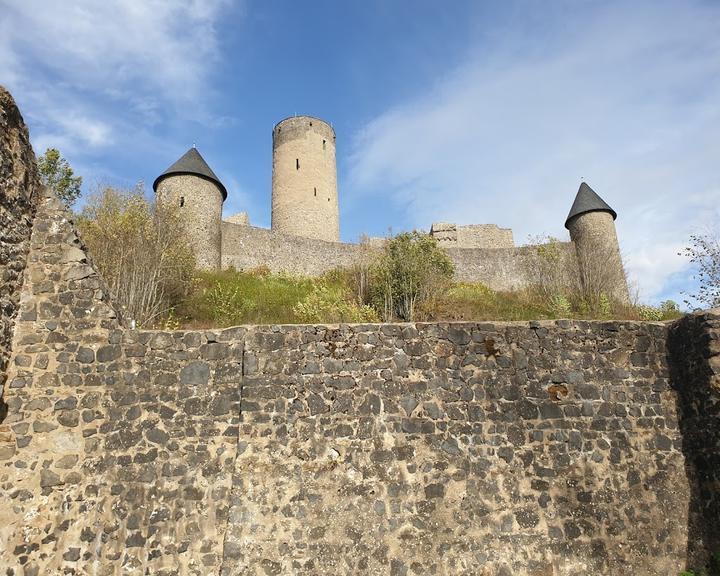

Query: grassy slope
174 269 682 328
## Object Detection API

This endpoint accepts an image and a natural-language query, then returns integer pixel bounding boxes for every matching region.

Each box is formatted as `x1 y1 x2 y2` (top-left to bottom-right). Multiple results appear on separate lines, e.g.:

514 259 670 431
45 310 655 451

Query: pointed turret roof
152 147 227 201
564 182 616 228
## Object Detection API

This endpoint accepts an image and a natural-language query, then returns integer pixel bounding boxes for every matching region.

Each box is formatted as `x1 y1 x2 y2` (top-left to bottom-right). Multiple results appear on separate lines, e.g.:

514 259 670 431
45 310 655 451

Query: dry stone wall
0 190 241 575
668 311 720 568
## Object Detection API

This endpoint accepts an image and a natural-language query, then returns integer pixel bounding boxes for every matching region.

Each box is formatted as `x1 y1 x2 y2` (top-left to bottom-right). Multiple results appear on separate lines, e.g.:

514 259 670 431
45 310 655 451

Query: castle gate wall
2 187 719 574
271 116 339 242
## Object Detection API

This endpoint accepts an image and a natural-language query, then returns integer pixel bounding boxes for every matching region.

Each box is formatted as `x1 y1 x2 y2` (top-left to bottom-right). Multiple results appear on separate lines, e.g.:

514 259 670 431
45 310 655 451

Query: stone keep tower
153 147 227 271
565 182 629 304
271 116 339 242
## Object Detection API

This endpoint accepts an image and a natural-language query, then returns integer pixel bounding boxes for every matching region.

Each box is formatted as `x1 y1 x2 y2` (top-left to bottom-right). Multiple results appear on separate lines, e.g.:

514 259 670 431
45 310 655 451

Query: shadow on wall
668 310 720 570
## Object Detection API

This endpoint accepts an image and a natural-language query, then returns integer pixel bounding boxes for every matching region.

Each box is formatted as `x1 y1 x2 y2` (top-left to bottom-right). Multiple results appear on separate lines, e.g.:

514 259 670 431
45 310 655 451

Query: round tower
271 116 339 242
153 147 226 271
565 182 629 304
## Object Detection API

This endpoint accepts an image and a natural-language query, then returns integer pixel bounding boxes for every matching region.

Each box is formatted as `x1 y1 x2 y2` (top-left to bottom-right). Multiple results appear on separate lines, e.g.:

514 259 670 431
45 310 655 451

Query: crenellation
431 222 514 249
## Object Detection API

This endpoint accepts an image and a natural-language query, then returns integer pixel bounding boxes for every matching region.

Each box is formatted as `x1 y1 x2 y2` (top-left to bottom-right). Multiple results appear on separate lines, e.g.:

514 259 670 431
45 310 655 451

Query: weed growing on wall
680 550 720 576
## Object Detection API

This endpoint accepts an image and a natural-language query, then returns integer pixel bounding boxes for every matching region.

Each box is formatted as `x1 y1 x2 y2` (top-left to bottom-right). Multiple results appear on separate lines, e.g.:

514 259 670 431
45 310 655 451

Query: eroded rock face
0 85 41 406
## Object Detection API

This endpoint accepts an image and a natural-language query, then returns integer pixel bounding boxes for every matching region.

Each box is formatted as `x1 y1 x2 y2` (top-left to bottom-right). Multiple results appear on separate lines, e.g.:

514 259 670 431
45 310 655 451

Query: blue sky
2 0 718 305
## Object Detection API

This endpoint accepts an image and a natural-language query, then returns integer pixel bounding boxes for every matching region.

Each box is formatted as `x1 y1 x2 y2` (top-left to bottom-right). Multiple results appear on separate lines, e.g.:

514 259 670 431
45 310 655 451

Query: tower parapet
271 116 339 242
565 182 629 304
153 147 225 271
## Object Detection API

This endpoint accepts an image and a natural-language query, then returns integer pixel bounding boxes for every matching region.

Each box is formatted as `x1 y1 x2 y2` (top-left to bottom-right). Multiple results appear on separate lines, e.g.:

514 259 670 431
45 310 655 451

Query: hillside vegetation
76 186 683 328
175 267 681 328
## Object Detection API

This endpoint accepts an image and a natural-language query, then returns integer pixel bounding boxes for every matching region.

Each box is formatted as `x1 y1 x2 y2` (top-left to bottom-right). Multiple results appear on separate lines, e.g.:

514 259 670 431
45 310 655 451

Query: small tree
37 148 83 207
370 231 454 321
76 185 195 326
681 231 720 309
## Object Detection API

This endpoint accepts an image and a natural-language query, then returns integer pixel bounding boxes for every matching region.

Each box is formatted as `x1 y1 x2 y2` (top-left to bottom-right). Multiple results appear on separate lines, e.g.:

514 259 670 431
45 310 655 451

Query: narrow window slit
296 158 299 170
180 197 184 207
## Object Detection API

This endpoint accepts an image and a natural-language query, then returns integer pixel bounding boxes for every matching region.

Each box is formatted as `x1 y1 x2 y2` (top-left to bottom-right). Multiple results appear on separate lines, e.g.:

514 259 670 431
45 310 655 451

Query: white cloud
348 0 720 303
0 0 233 161
2 0 230 100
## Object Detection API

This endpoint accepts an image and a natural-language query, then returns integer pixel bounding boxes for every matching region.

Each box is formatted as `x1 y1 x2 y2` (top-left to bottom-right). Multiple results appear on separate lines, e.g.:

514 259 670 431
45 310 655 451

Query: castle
2 87 720 575
153 115 629 302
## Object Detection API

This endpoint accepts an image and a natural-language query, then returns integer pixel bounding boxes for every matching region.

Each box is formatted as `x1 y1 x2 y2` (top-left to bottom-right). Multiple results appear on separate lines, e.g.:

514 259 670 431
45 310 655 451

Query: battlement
224 211 249 226
272 115 336 149
430 222 514 249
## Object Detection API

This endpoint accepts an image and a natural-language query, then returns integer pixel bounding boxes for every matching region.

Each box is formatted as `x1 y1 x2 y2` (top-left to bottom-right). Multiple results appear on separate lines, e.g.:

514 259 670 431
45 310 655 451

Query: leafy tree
37 148 83 207
681 231 720 310
369 231 454 321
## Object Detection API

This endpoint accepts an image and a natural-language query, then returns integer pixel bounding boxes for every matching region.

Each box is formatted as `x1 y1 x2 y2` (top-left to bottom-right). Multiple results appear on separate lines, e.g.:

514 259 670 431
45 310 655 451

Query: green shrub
637 300 683 321
681 549 720 576
179 268 316 326
550 294 572 317
293 281 379 323
369 231 454 321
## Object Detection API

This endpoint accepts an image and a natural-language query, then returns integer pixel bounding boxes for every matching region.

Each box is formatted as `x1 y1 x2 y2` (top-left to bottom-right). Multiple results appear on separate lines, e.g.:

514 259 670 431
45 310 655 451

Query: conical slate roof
152 147 227 201
564 182 616 228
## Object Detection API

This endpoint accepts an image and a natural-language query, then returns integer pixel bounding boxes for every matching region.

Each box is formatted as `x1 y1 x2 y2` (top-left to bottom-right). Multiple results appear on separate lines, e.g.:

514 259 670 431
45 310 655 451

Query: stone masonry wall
0 86 40 408
431 223 515 249
224 320 689 575
668 311 720 568
222 221 559 291
446 242 578 290
0 190 242 575
2 189 720 575
222 221 364 276
4 86 719 576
